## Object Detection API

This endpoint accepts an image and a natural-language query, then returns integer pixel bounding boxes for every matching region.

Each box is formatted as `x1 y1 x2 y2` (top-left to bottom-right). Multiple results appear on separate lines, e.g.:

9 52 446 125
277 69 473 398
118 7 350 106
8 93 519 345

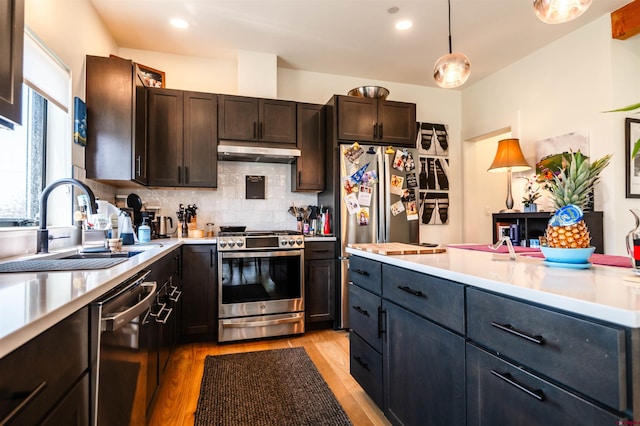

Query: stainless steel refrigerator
337 144 419 329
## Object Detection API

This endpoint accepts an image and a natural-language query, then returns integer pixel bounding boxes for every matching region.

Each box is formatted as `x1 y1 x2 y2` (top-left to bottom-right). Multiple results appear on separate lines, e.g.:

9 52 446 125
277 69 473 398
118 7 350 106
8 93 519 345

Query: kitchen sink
0 251 143 273
61 251 143 259
0 258 130 273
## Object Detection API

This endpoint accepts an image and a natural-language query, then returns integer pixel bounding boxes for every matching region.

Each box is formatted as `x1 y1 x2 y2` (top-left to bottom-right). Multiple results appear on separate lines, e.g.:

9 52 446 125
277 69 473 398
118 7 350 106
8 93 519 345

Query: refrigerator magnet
358 185 373 206
390 200 405 216
404 151 416 171
343 177 358 194
401 189 415 203
390 175 404 195
405 172 417 188
406 201 419 221
344 193 360 215
392 149 405 171
362 170 378 184
358 208 370 226
343 143 364 164
350 163 369 184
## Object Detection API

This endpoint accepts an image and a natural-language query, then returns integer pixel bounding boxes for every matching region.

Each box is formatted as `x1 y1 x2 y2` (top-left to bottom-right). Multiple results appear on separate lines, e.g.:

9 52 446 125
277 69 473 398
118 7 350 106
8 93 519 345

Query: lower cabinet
348 254 632 425
0 307 89 425
304 241 336 324
181 244 217 339
466 343 622 425
383 301 466 426
41 374 90 426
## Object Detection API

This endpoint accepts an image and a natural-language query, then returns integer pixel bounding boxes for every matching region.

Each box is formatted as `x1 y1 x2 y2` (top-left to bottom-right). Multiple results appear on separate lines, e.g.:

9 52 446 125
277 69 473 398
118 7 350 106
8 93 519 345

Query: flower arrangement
521 175 541 207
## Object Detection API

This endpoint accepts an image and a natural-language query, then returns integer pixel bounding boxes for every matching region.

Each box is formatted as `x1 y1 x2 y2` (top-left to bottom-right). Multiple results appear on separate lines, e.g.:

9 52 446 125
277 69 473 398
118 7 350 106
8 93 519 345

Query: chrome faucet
489 235 517 260
37 178 97 253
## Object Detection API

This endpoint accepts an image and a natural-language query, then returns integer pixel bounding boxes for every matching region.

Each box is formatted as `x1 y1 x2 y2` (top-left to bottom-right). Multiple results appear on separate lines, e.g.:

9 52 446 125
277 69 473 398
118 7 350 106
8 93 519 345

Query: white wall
462 15 640 255
19 0 637 255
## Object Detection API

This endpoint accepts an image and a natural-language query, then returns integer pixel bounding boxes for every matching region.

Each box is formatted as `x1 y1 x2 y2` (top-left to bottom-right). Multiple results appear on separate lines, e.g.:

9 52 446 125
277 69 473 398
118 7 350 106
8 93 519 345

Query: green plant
606 102 640 159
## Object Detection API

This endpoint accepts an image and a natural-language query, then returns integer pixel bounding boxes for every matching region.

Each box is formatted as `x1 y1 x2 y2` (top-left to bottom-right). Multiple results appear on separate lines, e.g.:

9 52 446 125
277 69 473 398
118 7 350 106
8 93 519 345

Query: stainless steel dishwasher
89 269 157 426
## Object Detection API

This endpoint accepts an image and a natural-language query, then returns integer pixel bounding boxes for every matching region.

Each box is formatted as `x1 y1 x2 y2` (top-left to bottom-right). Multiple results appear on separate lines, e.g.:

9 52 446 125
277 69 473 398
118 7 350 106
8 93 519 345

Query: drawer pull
1 380 48 424
491 370 545 401
398 285 426 298
491 321 545 345
352 305 370 317
351 268 369 277
378 307 386 338
353 355 370 371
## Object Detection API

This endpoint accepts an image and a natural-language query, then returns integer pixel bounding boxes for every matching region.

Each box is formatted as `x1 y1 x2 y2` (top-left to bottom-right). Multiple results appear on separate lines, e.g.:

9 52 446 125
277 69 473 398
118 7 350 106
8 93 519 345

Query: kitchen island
347 245 640 425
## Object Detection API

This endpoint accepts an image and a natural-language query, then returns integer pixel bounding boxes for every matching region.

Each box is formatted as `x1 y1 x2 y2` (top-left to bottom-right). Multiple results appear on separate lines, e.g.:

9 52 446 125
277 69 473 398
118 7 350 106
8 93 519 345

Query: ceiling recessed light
170 18 189 29
395 20 413 30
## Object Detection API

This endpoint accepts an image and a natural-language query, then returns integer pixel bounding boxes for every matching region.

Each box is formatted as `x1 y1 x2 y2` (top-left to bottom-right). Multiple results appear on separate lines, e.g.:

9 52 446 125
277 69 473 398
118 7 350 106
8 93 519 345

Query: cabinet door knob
378 123 383 138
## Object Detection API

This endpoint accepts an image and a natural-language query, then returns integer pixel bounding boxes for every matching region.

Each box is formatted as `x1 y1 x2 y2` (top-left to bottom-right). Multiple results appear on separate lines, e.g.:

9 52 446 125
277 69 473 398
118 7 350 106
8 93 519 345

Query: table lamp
487 138 531 212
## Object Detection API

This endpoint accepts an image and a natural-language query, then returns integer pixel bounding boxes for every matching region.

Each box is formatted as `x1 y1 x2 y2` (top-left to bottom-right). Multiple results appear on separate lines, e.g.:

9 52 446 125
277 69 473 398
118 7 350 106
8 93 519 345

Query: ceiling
89 0 631 89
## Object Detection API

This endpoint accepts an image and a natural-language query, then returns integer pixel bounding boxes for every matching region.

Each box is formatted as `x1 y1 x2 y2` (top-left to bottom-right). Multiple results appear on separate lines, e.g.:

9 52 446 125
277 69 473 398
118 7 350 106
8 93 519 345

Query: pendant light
533 0 592 24
433 0 470 89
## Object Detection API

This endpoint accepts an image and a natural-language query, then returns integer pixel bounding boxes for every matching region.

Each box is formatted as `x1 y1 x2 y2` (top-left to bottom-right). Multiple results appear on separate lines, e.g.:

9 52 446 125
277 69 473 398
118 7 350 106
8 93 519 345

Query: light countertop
346 246 640 329
0 239 188 359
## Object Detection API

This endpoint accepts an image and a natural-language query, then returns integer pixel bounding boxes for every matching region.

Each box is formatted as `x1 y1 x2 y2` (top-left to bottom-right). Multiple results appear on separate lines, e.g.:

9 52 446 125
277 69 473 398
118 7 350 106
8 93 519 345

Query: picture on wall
626 118 640 198
419 191 449 225
417 122 449 156
73 97 87 147
419 156 449 191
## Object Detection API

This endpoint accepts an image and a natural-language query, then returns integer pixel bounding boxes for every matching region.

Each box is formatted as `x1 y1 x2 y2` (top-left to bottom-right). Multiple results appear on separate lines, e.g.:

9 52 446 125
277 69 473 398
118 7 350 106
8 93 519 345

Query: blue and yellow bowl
540 246 595 264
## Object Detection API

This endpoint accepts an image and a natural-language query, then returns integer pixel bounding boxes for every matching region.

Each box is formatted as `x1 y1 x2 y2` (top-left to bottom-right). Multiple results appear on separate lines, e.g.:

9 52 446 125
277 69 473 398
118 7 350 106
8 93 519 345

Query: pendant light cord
447 0 452 54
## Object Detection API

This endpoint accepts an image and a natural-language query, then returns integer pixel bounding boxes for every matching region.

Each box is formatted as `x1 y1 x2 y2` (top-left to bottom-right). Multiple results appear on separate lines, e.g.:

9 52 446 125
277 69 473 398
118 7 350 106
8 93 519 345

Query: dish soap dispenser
138 218 151 243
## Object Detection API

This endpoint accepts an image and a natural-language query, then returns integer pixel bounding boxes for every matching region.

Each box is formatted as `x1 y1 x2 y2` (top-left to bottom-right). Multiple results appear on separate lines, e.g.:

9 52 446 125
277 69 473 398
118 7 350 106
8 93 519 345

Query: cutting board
348 243 446 255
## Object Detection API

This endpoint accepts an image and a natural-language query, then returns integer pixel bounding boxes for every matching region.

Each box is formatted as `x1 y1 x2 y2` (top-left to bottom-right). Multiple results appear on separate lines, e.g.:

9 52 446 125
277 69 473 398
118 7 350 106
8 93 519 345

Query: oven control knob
289 239 295 246
219 240 227 248
228 241 236 247
236 239 244 247
280 239 288 246
296 238 303 245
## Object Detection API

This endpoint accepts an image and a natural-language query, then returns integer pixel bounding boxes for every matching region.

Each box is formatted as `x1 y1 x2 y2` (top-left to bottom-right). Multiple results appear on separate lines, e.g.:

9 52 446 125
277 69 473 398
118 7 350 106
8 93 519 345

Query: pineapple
540 151 611 248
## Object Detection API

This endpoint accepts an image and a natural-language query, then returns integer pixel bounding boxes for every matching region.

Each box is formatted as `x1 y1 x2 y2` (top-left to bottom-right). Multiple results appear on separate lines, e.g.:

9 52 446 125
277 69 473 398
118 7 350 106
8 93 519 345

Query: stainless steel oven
217 231 304 342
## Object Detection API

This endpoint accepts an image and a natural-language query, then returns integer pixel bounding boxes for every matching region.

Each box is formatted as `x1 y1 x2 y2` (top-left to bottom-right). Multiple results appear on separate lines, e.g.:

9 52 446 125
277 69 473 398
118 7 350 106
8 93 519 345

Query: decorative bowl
347 86 390 100
540 246 595 264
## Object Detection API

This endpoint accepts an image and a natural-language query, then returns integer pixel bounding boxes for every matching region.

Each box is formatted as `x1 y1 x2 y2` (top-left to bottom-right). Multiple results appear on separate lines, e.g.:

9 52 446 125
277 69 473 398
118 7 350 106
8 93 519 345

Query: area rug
194 347 353 426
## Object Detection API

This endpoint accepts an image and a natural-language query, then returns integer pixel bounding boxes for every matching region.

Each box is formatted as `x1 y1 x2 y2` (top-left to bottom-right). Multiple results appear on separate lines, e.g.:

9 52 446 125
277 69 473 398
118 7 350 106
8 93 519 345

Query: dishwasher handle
101 282 157 332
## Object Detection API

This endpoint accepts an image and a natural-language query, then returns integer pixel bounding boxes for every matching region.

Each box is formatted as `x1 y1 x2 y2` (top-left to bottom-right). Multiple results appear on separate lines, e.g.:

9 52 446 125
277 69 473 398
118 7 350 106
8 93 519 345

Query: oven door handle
221 250 302 259
101 282 157 332
221 315 303 328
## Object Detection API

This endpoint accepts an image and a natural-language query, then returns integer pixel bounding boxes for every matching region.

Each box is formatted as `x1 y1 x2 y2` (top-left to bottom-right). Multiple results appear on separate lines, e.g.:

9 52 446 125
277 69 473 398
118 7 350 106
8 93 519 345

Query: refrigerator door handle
378 147 391 243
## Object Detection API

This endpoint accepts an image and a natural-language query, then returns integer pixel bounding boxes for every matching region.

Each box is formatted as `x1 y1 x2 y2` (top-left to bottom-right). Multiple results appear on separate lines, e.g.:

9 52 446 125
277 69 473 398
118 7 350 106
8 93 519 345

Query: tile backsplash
123 161 318 233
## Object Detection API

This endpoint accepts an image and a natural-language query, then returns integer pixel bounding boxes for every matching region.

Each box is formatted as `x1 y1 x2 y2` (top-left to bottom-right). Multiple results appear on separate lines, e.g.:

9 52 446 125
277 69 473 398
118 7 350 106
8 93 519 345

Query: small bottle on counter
303 219 310 235
138 219 151 243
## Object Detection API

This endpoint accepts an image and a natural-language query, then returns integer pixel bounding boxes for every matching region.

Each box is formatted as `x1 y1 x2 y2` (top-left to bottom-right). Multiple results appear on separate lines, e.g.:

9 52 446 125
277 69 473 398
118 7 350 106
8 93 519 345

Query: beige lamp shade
487 138 531 173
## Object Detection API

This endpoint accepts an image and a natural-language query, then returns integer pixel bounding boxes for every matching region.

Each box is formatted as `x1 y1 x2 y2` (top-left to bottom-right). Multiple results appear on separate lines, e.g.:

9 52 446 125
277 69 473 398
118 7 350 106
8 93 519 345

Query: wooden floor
148 329 390 426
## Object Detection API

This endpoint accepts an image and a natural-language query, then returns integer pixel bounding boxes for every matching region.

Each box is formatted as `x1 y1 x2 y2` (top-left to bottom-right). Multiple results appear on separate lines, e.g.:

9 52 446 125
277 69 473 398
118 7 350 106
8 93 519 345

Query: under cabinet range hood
217 143 300 164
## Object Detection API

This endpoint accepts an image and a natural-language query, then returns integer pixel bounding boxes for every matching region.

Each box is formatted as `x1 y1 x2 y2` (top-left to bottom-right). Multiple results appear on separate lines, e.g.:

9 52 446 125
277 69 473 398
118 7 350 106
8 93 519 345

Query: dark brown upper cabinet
336 96 416 147
86 55 148 185
147 88 217 188
292 103 325 192
218 94 296 145
0 0 24 128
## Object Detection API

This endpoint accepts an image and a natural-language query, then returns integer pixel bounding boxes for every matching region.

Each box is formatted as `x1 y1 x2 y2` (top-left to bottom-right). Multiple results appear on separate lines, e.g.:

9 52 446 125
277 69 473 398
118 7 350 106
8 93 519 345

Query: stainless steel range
217 230 304 342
